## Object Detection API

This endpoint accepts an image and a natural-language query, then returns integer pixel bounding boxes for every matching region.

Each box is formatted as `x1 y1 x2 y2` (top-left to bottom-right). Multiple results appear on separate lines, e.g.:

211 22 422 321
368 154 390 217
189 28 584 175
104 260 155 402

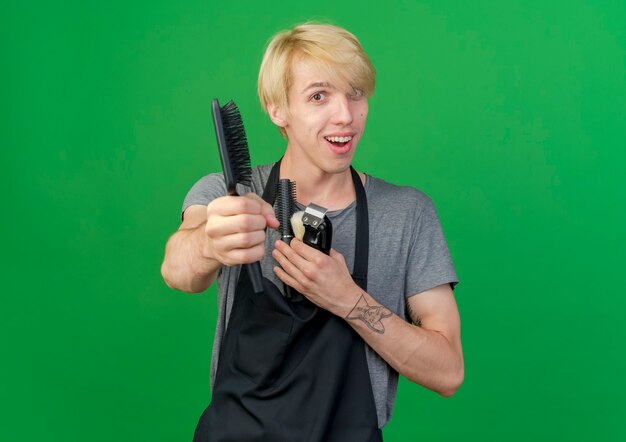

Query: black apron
193 162 382 442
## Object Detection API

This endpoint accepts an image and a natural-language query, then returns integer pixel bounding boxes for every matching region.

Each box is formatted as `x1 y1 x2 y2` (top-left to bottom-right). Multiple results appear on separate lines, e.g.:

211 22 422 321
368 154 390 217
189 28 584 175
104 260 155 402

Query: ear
267 104 287 128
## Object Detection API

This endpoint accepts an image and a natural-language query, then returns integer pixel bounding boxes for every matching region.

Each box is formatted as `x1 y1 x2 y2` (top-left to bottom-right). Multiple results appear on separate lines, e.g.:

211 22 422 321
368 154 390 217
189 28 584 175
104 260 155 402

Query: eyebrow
300 82 334 93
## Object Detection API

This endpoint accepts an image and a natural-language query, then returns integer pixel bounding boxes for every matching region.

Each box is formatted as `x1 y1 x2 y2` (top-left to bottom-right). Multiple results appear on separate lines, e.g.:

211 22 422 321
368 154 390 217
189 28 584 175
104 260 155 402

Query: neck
279 150 358 211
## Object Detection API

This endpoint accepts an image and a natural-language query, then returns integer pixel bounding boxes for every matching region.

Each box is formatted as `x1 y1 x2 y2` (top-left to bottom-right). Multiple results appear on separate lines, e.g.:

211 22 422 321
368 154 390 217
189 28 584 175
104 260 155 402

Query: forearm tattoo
346 294 392 334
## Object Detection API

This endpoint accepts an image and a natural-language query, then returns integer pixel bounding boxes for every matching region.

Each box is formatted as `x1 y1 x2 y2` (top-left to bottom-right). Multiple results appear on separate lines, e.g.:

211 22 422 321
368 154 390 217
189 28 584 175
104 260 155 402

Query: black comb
276 179 297 245
211 98 263 293
275 179 299 300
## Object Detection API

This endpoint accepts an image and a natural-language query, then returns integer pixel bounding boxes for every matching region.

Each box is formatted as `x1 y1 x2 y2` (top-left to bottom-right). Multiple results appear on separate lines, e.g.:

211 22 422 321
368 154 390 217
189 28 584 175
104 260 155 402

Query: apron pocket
232 296 294 387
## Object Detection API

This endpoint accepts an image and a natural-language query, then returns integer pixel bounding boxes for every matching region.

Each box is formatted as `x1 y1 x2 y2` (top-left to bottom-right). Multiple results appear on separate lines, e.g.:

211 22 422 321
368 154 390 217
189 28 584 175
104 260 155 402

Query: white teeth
325 136 352 142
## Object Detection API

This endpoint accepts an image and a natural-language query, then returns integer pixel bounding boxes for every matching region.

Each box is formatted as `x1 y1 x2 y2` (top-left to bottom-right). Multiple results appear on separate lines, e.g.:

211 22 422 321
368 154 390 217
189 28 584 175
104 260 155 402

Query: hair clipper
294 203 333 255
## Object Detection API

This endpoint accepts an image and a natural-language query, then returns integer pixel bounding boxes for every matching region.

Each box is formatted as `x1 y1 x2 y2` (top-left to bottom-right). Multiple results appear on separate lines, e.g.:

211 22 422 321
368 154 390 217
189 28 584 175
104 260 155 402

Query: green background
2 1 625 440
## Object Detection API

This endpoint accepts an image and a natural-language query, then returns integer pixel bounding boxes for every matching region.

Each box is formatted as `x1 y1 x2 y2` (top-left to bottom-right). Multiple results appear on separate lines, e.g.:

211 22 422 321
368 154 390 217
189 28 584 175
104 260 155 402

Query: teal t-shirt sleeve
405 197 458 297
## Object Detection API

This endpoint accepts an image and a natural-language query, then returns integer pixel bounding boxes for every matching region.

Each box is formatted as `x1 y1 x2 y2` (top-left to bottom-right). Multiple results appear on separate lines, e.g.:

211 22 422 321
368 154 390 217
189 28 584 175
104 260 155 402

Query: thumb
243 192 279 228
261 202 279 228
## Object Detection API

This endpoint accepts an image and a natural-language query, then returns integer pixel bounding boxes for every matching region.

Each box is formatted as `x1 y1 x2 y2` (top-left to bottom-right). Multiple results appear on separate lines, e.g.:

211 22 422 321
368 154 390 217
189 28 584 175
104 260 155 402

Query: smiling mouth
324 135 353 147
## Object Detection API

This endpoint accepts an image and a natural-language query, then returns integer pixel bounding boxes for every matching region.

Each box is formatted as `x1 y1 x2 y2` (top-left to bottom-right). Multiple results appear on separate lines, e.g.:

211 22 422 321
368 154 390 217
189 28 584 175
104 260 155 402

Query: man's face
276 57 369 175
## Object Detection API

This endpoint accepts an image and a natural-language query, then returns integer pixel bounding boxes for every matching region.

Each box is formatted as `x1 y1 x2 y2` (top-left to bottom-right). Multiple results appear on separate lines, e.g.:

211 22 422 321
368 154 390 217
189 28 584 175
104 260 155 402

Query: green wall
2 1 625 440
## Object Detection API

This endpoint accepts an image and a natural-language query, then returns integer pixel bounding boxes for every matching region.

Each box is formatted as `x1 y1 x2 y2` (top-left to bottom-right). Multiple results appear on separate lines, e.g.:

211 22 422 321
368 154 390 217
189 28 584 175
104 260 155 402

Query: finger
274 240 312 271
273 265 305 293
243 193 279 227
274 241 324 285
223 242 266 265
214 230 266 252
206 212 269 238
227 213 271 233
208 195 264 217
272 246 307 282
265 213 280 229
290 238 327 262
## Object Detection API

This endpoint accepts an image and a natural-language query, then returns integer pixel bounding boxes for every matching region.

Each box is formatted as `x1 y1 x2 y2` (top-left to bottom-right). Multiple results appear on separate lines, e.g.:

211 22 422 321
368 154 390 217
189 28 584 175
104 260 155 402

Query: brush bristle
276 179 297 239
220 100 251 187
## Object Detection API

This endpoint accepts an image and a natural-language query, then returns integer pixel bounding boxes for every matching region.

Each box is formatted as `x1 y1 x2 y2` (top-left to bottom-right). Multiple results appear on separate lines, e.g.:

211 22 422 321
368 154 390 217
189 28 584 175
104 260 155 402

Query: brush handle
222 187 264 294
246 263 264 294
228 183 262 293
223 186 263 293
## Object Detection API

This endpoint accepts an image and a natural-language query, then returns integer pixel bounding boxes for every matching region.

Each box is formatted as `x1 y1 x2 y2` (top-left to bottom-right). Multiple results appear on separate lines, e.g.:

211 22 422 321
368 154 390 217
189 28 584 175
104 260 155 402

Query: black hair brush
276 179 297 246
276 179 298 300
211 98 264 293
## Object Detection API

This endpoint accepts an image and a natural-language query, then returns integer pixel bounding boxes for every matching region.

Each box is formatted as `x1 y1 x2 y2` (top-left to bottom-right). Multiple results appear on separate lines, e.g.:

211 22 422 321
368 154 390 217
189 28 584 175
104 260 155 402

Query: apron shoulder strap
261 161 282 203
350 166 369 292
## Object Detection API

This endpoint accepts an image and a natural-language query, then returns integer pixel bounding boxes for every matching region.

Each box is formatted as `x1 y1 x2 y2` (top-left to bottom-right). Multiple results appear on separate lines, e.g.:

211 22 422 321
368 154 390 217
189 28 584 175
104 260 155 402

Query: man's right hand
161 192 279 293
203 193 280 266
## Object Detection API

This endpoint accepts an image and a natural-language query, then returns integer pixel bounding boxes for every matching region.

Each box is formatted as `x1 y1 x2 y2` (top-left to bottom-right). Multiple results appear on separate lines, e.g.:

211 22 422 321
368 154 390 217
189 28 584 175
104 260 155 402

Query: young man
162 23 463 441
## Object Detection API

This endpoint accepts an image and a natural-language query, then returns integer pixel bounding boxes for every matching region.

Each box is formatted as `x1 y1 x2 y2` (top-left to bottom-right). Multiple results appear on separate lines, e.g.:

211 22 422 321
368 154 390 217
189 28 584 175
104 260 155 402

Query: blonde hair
258 23 376 136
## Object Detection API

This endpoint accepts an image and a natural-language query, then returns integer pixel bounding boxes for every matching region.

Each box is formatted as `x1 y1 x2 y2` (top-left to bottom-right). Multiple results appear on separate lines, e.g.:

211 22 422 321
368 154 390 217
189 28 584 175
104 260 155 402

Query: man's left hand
272 239 358 315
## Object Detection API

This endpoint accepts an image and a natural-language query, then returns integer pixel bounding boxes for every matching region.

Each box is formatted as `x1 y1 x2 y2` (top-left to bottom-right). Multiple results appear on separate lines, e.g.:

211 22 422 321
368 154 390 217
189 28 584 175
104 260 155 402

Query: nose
331 95 354 126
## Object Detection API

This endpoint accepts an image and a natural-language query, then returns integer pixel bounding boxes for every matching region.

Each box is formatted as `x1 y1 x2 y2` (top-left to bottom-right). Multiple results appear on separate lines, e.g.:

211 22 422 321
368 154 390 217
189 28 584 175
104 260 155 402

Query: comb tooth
219 100 251 187
290 181 297 214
